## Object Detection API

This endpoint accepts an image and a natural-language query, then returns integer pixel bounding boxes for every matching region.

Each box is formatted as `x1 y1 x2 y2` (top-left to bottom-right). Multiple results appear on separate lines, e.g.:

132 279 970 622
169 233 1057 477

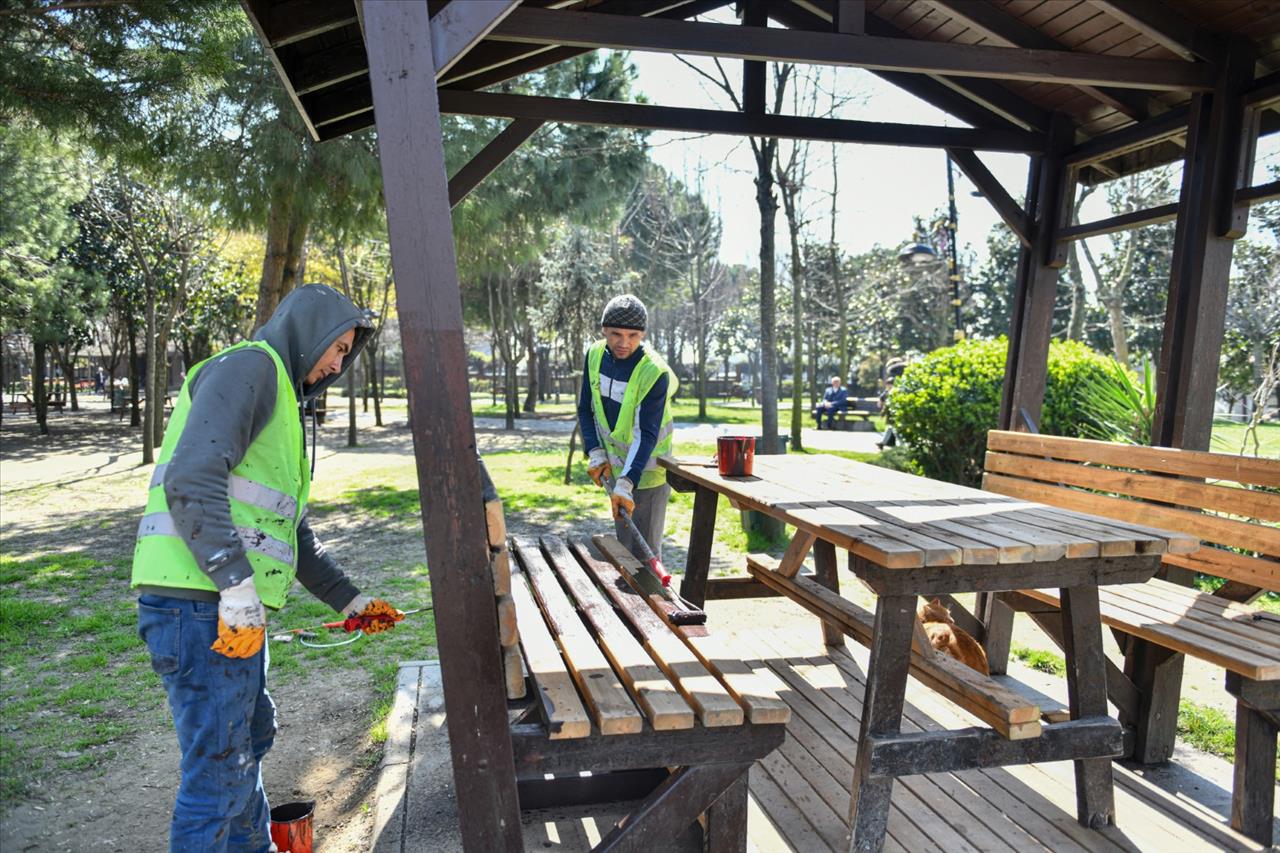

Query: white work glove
587 447 613 487
211 575 267 659
610 476 636 521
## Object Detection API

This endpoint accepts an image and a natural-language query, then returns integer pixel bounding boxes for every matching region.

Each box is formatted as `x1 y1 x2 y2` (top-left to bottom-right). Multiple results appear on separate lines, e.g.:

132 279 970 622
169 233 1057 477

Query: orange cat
918 598 990 675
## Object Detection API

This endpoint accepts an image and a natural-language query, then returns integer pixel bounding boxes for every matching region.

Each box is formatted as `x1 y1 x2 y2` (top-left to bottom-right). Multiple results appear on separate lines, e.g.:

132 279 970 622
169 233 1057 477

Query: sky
616 26 1280 277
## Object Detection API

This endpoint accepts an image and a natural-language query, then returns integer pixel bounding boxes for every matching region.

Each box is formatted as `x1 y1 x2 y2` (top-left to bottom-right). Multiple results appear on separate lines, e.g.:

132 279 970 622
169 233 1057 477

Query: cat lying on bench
919 598 990 675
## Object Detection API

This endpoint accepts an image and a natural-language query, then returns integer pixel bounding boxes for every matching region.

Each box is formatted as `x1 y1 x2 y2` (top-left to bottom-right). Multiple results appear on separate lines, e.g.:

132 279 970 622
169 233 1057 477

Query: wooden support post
1124 641 1183 763
680 485 719 607
834 0 865 35
363 3 522 850
977 591 1015 676
705 768 751 852
998 112 1074 432
1226 672 1279 846
1058 585 1115 828
742 0 766 114
594 762 753 852
1154 41 1257 451
812 539 845 648
848 594 916 852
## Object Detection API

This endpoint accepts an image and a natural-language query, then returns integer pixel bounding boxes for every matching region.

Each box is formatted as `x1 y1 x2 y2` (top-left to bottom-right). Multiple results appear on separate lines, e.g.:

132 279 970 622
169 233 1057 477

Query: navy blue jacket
577 344 669 486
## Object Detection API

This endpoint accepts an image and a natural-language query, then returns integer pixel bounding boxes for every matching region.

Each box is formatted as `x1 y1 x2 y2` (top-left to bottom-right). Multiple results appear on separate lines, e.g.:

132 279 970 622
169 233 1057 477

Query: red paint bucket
269 801 315 853
717 436 755 477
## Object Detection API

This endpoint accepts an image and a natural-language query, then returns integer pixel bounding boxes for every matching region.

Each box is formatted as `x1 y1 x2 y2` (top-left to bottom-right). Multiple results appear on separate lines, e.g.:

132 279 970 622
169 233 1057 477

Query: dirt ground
0 398 1246 852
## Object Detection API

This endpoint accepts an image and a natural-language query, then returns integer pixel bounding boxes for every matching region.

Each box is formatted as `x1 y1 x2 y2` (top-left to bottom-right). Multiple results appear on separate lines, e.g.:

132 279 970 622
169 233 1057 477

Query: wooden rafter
1088 0 1220 64
486 7 1215 91
925 0 1154 120
430 0 522 80
448 118 544 208
435 90 1045 152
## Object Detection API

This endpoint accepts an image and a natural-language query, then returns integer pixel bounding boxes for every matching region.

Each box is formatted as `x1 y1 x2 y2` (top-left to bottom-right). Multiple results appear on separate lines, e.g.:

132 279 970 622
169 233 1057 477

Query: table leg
849 594 916 853
1059 584 1116 828
680 485 718 608
813 540 845 648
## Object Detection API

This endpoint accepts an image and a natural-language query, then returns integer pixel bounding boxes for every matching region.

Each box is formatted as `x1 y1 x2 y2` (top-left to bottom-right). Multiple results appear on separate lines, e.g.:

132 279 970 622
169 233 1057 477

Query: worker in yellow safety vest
576 294 679 559
132 284 402 852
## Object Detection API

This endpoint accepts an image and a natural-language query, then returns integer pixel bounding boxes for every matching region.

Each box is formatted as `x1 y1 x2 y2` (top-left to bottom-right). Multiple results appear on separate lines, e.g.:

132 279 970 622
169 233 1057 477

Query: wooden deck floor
374 595 1274 852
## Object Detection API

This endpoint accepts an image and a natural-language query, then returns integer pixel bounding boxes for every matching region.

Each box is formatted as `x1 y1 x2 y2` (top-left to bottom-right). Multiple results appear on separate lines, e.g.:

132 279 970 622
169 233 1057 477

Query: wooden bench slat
983 472 1264 555
1100 585 1280 662
573 540 744 727
826 501 969 565
883 511 1037 563
588 537 792 725
1011 508 1138 557
1022 587 1280 680
536 537 696 731
1104 580 1280 653
1162 549 1280 592
509 568 591 739
986 429 1280 490
511 538 643 736
746 554 1042 739
985 450 1280 525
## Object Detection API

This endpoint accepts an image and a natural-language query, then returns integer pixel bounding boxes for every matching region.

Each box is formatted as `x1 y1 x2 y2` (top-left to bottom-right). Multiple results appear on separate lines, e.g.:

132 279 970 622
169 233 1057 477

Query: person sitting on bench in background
812 375 848 430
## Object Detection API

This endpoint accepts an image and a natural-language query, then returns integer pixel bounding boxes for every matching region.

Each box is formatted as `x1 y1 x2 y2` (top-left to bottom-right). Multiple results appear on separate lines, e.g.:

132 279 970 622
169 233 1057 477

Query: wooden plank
510 570 591 739
593 762 749 852
538 537 696 731
587 537 790 724
1161 549 1280 593
948 147 1031 246
437 89 1042 153
1058 583 1117 826
430 0 522 79
982 472 1273 556
1098 585 1280 662
1013 507 1140 557
1104 582 1280 654
777 528 817 578
985 428 1280 489
495 593 517 647
503 642 526 700
511 538 642 735
680 484 719 606
1022 587 1280 680
362 4 522 847
574 540 744 726
984 449 1280 524
487 7 1213 90
448 118 544 208
746 555 1042 736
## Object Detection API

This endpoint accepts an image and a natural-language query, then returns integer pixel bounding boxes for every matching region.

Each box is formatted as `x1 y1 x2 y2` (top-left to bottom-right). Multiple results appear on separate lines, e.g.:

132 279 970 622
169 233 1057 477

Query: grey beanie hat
601 294 647 331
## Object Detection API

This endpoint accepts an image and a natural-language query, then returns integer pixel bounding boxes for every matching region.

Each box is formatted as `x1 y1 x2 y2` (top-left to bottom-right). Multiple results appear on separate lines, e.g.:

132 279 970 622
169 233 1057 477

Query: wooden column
813 539 845 648
363 3 522 850
998 112 1074 432
1153 42 1256 452
1059 585 1115 828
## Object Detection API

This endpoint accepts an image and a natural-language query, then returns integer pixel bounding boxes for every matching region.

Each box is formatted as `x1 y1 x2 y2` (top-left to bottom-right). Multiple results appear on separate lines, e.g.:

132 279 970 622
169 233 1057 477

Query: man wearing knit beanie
577 295 679 559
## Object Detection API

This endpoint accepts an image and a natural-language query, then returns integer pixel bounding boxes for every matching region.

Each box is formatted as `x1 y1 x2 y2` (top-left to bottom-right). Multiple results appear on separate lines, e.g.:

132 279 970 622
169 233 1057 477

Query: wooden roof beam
245 0 357 48
946 148 1031 247
1088 0 1222 64
925 0 1156 121
449 118 545 207
431 0 522 80
486 7 1214 90
436 89 1044 151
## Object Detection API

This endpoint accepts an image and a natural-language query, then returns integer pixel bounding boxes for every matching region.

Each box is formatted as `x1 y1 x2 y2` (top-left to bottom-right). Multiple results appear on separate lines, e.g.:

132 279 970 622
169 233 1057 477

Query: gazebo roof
243 0 1280 184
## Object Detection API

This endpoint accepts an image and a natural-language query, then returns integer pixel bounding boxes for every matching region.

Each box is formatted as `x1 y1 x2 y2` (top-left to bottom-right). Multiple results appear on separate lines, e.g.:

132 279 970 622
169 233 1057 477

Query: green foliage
1011 643 1066 676
1177 700 1239 764
891 337 1117 485
1077 357 1156 445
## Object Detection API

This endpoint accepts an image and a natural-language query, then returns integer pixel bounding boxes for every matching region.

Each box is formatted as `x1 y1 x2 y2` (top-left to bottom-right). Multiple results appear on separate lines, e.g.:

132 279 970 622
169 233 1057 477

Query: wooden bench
497 530 789 850
981 428 1280 845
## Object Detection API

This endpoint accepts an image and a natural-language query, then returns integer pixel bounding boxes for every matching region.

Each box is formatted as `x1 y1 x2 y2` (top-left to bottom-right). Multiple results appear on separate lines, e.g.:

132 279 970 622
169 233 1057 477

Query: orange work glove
587 447 613 487
211 576 266 659
343 596 404 634
610 476 636 521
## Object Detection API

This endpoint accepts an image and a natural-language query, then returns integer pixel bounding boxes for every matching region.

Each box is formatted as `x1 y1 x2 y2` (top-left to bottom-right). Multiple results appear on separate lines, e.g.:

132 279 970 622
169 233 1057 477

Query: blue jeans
138 595 277 853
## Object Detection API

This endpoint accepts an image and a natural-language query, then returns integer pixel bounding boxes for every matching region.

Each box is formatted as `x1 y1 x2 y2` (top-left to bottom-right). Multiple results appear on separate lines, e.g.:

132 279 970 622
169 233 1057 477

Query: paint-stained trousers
138 594 277 853
614 482 671 561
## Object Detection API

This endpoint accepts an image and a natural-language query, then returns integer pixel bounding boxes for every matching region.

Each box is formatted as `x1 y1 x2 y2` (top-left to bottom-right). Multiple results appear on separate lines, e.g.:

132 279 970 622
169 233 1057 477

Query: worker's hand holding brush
610 476 636 520
341 596 405 634
587 447 613 487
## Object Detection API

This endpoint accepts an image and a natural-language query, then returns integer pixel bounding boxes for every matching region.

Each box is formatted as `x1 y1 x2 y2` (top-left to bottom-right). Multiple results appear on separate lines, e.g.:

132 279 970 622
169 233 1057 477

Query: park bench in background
485 507 789 849
981 428 1280 845
827 397 881 432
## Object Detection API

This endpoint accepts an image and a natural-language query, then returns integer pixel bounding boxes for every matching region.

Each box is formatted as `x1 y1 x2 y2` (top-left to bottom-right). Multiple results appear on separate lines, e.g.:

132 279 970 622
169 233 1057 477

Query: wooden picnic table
659 452 1200 852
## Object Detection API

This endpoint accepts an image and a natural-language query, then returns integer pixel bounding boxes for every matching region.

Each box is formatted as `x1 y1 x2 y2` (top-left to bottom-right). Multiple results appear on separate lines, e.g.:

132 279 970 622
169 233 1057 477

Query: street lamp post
898 154 966 344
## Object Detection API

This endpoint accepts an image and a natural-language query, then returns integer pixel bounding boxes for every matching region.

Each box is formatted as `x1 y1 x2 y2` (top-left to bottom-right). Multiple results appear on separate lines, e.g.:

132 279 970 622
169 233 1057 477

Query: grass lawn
1210 420 1280 457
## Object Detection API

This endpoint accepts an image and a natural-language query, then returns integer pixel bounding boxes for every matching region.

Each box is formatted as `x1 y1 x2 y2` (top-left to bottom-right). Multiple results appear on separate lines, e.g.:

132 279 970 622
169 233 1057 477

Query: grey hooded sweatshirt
144 284 374 611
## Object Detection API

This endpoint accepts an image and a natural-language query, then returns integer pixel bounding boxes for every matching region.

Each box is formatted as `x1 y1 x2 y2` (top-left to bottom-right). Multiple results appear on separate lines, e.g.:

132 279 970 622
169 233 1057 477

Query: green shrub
890 337 1116 486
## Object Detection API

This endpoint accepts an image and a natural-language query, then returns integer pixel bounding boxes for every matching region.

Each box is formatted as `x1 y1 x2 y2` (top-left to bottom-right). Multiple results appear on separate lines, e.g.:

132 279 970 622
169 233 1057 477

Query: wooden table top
660 453 1200 570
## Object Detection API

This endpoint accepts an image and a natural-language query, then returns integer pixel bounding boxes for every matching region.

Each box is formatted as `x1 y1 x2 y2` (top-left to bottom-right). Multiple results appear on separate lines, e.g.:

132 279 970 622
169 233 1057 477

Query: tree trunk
282 212 309 292
346 358 357 447
127 317 141 427
781 185 805 453
33 341 49 436
1066 242 1087 342
523 322 538 414
757 144 781 454
58 345 79 411
152 326 170 448
365 345 383 426
831 151 848 385
142 283 158 464
563 421 579 485
256 189 294 331
1104 298 1130 368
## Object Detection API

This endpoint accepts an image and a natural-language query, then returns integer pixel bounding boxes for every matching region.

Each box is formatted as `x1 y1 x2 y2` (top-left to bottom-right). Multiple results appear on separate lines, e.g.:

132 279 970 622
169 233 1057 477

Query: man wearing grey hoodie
132 284 400 852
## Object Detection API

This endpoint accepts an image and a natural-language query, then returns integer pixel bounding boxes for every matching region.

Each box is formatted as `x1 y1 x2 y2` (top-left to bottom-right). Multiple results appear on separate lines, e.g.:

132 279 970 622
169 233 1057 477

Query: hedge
890 337 1116 486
